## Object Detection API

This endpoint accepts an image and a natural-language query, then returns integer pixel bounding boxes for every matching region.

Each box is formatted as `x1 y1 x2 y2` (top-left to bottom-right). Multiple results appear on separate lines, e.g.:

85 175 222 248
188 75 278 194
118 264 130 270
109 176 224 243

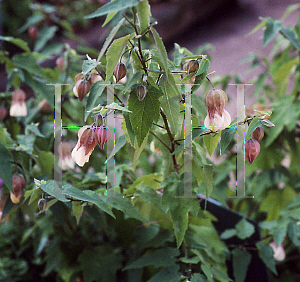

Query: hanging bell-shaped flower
136 85 147 101
245 139 260 164
113 62 126 83
95 126 112 149
251 126 264 142
205 89 228 118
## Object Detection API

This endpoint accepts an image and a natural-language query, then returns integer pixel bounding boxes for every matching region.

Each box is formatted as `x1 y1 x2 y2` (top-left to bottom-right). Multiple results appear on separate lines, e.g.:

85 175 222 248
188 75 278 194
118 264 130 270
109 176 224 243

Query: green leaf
195 57 210 76
0 141 13 192
192 95 207 120
34 26 58 52
16 134 35 155
136 184 164 212
281 27 300 51
263 18 282 46
235 218 255 239
85 82 105 121
84 0 139 19
0 36 30 52
281 4 300 21
260 119 275 127
122 112 136 146
151 27 169 79
161 173 200 247
62 184 115 218
36 151 54 178
191 274 207 282
287 222 300 247
105 33 135 83
128 84 162 146
96 18 125 63
203 164 214 198
123 247 180 270
40 180 69 202
201 264 213 282
106 135 126 162
147 265 181 282
220 128 235 154
256 241 278 275
26 123 45 138
78 246 121 282
192 71 207 92
12 54 47 79
102 191 146 222
72 201 84 224
159 76 182 135
137 0 151 33
273 58 298 96
132 132 149 168
220 229 236 240
22 71 54 107
105 102 132 112
211 267 233 281
232 248 252 282
246 116 261 139
82 60 99 76
204 132 220 156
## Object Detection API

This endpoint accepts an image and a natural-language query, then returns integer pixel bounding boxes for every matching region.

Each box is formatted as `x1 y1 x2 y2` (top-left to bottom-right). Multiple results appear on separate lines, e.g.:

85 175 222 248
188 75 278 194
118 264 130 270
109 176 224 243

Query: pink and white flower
71 126 97 167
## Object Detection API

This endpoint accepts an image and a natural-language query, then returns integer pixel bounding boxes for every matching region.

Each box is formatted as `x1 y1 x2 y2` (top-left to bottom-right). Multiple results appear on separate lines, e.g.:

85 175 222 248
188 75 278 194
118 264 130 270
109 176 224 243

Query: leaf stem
160 109 179 174
149 130 171 152
206 76 215 90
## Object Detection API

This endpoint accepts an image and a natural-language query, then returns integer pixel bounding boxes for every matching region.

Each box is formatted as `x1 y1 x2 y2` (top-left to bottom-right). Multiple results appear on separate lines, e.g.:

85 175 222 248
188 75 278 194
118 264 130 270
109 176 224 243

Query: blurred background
1 0 299 114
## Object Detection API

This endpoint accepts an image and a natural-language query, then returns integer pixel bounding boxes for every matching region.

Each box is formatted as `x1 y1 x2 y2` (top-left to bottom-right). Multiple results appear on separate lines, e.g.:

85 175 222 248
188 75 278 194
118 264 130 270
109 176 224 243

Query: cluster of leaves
0 0 300 281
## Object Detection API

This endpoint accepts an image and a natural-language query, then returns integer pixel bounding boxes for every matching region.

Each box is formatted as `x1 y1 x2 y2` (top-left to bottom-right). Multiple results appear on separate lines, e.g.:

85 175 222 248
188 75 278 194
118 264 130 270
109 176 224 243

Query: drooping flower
95 126 111 149
204 89 231 132
205 89 228 119
71 126 97 167
204 109 231 132
0 107 7 121
245 139 260 164
10 174 26 204
10 89 27 117
59 142 75 170
270 241 286 261
251 126 264 142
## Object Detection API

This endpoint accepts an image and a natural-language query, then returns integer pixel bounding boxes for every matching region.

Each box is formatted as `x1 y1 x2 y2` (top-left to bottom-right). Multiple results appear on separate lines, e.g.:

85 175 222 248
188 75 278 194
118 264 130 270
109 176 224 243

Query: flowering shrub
0 1 300 282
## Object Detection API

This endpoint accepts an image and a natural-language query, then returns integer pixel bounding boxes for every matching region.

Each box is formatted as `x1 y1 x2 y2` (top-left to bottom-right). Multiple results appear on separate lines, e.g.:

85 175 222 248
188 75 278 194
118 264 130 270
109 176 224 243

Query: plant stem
206 76 215 90
160 109 179 174
149 130 171 152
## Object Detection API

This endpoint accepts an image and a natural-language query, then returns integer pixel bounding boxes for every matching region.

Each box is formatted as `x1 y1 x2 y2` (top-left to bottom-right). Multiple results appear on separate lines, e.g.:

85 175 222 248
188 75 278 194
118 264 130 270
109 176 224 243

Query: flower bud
94 114 103 127
113 62 126 83
77 80 91 101
79 127 97 155
56 57 67 72
270 241 286 261
10 174 26 204
71 126 97 167
0 107 7 121
89 71 102 84
75 73 84 83
28 26 38 40
10 89 27 117
252 126 264 142
38 99 52 114
245 139 260 164
38 198 47 212
136 85 147 101
205 89 228 118
187 59 199 74
95 126 111 149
